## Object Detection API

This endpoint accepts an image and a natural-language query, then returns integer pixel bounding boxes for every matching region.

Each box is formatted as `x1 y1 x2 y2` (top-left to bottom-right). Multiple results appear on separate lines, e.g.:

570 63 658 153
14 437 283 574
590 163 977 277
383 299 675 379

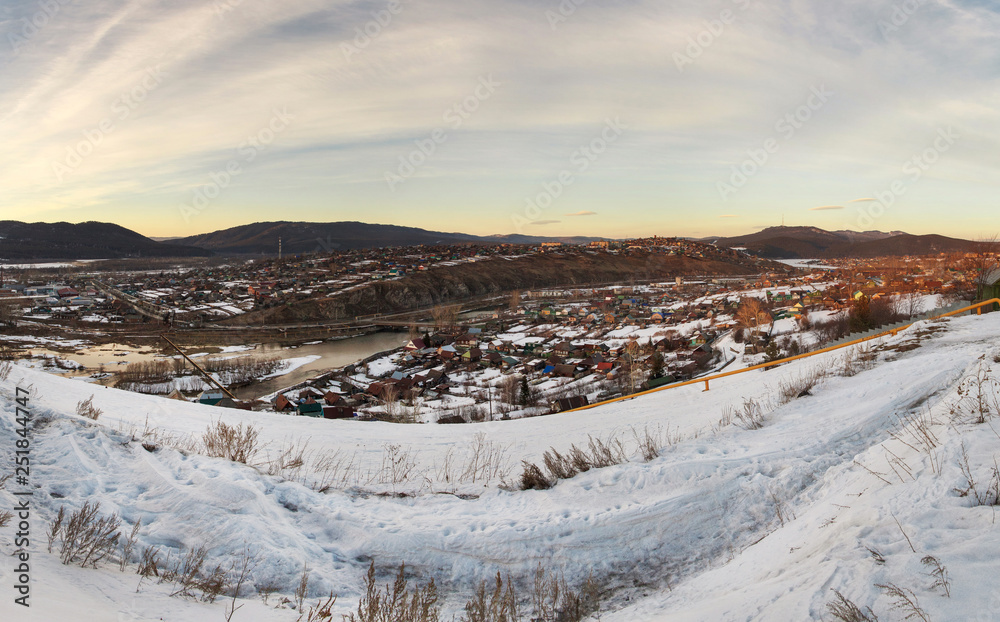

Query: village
0 243 989 425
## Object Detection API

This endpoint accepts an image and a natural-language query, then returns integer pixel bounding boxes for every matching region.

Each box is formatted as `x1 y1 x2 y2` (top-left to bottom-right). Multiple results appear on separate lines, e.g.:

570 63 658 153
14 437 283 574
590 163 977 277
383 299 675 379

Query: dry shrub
827 590 879 622
921 556 951 598
0 359 12 381
297 592 337 622
464 572 520 622
50 501 121 567
951 361 1000 424
163 545 228 602
202 420 260 464
839 345 877 377
586 434 626 468
543 449 578 481
529 566 600 622
775 367 824 404
519 462 553 491
138 545 161 577
732 397 766 431
119 519 141 572
876 583 931 622
953 443 1000 506
76 395 103 420
631 424 678 462
344 561 440 622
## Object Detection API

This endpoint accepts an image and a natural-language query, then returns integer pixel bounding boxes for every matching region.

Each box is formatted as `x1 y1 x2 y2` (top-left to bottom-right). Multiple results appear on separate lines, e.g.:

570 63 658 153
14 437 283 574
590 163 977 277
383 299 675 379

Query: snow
3 314 1000 620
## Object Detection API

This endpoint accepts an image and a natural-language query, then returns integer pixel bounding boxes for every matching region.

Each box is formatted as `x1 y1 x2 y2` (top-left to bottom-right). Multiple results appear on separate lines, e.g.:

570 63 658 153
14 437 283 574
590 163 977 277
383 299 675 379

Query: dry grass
731 397 766 431
953 443 1000 506
161 546 228 603
839 345 877 378
464 573 520 622
921 556 951 598
876 583 931 622
775 366 825 404
76 395 103 421
202 420 261 465
827 590 879 622
951 360 1000 424
344 562 440 622
50 501 121 568
528 565 601 622
0 358 12 381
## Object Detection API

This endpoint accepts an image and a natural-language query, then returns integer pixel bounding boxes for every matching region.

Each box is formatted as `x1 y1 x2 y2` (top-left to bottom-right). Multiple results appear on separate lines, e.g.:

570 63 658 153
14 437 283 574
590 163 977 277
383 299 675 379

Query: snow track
3 314 1000 620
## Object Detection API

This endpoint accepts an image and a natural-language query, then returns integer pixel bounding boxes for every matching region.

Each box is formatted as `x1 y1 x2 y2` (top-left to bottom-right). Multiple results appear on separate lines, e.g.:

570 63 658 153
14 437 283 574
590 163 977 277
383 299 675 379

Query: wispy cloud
566 210 597 216
0 0 997 237
530 219 561 225
810 205 845 211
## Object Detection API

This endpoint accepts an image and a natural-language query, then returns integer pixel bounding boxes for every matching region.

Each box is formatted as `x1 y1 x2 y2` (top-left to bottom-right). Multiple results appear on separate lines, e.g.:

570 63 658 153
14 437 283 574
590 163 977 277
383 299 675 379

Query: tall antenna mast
278 237 282 261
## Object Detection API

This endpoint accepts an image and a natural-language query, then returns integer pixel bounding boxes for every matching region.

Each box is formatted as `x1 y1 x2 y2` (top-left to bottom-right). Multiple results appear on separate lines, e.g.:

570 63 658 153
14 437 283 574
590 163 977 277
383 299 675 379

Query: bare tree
735 297 771 348
509 290 521 313
963 235 1000 300
431 304 461 330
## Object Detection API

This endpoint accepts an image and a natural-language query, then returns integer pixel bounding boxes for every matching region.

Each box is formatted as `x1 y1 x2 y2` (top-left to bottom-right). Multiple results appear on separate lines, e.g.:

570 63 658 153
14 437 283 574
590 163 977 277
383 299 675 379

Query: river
19 330 408 400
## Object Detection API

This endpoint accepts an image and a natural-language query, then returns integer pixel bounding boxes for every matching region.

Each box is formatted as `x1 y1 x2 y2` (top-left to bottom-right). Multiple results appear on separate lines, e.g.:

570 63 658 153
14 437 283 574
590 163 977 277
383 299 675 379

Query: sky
1 0 998 240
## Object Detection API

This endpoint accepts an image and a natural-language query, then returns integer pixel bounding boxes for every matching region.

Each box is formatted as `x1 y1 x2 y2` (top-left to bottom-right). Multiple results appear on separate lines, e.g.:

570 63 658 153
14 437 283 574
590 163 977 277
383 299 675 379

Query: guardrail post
703 379 710 392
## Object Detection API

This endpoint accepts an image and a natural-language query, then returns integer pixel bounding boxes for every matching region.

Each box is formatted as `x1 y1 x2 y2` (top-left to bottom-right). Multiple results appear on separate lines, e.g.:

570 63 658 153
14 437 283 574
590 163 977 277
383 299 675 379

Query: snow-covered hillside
3 313 1000 621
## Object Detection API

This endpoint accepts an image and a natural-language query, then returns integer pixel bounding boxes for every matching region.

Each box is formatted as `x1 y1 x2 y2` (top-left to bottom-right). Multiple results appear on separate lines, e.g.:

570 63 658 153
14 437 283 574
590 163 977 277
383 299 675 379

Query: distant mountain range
0 221 210 261
709 226 973 259
0 220 974 262
172 221 603 255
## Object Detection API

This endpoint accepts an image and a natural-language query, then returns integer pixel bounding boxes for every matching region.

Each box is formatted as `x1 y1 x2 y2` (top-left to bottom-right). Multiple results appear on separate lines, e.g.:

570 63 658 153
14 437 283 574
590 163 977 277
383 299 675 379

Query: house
550 395 589 413
297 398 324 417
323 405 354 419
274 394 295 411
324 391 344 406
198 391 226 406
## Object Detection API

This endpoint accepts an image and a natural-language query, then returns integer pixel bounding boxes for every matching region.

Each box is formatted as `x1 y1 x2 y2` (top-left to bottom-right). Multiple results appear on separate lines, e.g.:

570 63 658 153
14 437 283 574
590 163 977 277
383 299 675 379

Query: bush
50 502 122 568
519 462 553 491
202 420 260 464
344 562 440 622
464 573 520 622
76 395 102 421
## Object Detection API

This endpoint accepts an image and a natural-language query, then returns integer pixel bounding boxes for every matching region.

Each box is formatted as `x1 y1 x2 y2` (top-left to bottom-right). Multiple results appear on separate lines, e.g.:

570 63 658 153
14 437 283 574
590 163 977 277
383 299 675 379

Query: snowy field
3 313 1000 620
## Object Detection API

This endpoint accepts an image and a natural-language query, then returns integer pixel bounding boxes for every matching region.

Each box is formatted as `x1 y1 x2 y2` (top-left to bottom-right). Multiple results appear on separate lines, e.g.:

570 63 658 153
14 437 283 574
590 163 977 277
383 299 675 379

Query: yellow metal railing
564 298 1000 414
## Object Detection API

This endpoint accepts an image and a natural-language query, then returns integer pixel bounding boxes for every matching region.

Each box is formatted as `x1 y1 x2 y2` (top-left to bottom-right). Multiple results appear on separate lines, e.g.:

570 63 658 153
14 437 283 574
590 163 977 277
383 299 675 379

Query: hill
175 221 603 255
221 246 782 324
713 226 972 258
0 221 211 261
3 311 1000 620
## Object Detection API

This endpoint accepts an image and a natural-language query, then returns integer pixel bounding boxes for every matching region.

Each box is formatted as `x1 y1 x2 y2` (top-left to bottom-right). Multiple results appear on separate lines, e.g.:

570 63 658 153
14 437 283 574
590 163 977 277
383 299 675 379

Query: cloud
810 205 845 211
565 211 597 216
530 219 561 226
849 198 877 203
1 0 997 237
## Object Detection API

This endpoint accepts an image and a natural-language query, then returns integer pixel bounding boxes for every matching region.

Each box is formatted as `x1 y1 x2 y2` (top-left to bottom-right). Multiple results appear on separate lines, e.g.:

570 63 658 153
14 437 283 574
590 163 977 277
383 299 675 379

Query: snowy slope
2 313 1000 620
